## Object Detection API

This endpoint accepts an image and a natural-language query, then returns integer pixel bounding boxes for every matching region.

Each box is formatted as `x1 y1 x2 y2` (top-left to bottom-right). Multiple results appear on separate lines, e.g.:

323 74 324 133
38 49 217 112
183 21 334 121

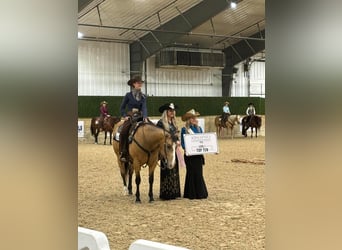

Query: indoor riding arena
78 0 265 249
78 117 265 249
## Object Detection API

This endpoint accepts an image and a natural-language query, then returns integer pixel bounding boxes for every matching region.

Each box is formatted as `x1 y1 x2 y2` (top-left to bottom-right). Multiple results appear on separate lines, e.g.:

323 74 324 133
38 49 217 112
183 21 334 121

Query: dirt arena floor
78 118 265 250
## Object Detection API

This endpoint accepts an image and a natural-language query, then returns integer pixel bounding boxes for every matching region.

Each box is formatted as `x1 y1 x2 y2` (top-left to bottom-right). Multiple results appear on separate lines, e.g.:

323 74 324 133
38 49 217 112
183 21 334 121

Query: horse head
236 115 241 124
159 131 176 169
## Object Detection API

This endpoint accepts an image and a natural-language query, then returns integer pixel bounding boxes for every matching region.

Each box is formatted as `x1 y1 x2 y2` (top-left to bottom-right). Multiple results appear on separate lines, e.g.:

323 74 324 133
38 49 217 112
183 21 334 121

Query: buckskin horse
90 116 120 145
214 115 240 139
112 120 176 203
241 115 262 138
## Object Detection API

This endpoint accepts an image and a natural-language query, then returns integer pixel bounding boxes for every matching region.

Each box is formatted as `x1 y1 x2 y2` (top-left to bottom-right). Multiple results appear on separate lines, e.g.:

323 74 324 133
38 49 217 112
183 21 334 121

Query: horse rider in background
245 102 256 125
99 101 110 129
119 76 148 162
221 101 231 127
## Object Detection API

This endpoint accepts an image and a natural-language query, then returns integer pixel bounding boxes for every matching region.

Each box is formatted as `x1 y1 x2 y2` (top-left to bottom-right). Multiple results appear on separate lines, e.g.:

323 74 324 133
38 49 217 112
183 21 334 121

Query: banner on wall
78 121 84 137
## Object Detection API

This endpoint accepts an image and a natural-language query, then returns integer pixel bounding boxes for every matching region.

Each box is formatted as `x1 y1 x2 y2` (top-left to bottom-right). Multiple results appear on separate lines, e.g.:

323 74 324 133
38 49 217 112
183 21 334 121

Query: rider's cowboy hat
158 103 178 113
224 101 229 105
127 76 144 86
100 101 108 105
248 102 254 106
181 109 200 121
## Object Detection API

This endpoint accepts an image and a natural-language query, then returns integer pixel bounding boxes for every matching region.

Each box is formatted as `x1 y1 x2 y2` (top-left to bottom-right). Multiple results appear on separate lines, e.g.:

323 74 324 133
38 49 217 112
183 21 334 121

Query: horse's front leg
148 171 154 203
128 167 133 195
119 162 128 195
104 131 107 145
95 131 99 144
135 172 141 203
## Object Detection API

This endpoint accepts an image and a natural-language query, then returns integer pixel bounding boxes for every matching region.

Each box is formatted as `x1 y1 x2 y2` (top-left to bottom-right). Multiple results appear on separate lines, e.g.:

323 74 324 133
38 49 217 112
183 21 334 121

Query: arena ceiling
78 0 265 53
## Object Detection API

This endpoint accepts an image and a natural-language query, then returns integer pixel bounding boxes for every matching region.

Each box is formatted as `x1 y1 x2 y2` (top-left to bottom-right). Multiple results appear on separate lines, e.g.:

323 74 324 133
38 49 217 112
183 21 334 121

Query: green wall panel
78 96 265 118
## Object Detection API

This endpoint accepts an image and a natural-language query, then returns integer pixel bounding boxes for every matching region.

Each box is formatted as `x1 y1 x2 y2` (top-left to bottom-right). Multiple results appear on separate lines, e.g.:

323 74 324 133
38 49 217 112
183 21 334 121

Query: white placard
197 118 205 132
183 132 218 156
78 121 84 137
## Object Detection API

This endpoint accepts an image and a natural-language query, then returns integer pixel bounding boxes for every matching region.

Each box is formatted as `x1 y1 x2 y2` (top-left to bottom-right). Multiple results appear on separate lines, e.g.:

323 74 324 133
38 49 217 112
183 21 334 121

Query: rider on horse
119 76 148 162
221 101 231 127
245 102 256 125
99 100 110 129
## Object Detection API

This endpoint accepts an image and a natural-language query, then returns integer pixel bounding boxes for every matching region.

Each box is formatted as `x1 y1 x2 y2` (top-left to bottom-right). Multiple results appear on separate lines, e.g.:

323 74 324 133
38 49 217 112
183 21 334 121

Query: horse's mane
139 121 176 137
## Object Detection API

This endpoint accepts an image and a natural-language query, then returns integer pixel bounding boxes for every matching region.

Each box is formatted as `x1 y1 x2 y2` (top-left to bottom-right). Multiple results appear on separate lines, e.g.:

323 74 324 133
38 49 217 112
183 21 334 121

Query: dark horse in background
241 115 262 138
90 116 120 145
113 120 176 203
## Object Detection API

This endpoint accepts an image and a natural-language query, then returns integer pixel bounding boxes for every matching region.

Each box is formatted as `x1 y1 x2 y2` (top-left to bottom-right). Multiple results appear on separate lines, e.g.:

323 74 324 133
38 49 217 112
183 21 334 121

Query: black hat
158 103 178 113
127 79 135 86
248 102 254 106
132 75 144 83
127 76 144 86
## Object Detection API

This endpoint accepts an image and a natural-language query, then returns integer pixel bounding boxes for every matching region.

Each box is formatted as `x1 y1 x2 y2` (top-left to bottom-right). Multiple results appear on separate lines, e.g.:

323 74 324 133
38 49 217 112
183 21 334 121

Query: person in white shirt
245 102 256 124
221 101 231 126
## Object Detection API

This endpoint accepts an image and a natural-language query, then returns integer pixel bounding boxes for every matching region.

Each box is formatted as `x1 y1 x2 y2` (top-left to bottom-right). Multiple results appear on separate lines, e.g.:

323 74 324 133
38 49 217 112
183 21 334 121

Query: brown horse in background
214 115 240 139
113 120 176 203
241 115 262 138
90 116 120 145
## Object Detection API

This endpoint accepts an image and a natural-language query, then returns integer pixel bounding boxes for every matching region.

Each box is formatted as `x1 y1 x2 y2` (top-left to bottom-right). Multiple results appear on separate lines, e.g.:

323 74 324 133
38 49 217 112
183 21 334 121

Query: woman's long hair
184 118 199 132
161 110 178 131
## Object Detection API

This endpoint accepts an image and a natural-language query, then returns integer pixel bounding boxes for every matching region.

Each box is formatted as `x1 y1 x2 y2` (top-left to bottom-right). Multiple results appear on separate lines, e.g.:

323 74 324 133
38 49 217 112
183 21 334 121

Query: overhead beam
222 29 265 96
130 0 232 77
78 0 104 19
79 23 264 41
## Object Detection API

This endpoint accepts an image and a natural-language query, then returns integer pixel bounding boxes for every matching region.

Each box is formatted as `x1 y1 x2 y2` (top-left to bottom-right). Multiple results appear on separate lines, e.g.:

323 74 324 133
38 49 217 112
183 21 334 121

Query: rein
132 138 160 165
132 122 172 166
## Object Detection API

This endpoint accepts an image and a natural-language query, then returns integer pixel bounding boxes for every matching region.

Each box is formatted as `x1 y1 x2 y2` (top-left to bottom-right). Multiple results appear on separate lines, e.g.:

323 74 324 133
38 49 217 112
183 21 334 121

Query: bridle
132 123 174 167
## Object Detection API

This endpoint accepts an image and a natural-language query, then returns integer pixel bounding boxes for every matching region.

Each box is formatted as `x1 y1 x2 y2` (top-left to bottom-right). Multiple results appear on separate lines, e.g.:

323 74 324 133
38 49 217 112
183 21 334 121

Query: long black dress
156 120 181 200
181 125 208 199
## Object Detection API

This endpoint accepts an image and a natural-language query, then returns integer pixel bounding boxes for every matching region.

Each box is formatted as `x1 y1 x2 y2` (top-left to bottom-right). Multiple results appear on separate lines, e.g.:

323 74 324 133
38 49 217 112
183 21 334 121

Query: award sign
183 132 218 156
78 120 85 137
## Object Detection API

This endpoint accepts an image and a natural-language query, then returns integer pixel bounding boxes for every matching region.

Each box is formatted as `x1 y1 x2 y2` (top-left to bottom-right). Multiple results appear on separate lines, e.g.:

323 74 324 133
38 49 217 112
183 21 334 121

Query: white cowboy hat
181 109 200 121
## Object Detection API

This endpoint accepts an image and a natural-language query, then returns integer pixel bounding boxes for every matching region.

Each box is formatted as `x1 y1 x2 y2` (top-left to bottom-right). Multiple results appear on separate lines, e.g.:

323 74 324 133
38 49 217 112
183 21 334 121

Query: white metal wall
78 40 130 96
145 56 222 97
231 59 265 97
78 40 265 97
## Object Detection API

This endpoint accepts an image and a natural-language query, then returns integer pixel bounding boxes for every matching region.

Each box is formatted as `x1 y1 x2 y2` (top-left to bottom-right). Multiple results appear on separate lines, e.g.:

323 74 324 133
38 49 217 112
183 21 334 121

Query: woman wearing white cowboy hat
180 109 208 199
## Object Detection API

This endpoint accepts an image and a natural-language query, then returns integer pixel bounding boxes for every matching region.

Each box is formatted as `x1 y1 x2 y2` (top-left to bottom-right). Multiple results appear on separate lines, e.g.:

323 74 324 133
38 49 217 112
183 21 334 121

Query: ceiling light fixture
230 1 237 9
78 32 84 39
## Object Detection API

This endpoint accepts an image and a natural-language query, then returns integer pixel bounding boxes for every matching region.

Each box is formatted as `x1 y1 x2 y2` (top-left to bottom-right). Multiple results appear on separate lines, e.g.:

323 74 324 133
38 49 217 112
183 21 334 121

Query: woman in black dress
156 103 181 200
180 109 208 199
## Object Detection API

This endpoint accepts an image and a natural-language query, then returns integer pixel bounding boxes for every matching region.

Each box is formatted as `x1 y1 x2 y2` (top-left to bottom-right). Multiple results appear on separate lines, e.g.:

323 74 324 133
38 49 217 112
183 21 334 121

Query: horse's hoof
135 200 141 203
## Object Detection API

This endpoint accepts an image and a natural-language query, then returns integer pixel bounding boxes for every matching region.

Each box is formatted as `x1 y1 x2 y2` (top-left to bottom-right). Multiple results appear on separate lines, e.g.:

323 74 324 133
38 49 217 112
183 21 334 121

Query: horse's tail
241 117 248 136
256 116 262 128
90 119 95 136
